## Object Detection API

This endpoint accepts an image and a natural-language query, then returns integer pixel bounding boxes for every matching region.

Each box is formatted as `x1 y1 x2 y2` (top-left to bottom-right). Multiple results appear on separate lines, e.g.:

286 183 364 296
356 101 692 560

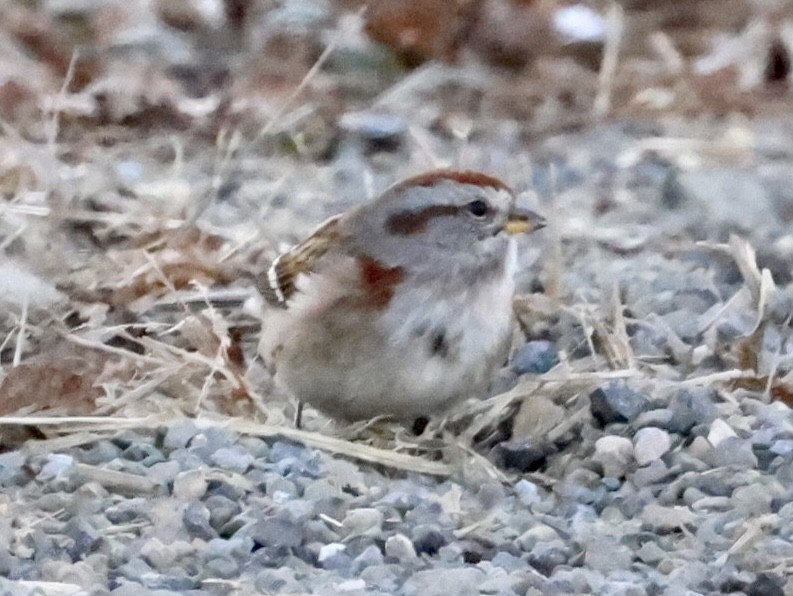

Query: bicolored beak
505 207 546 235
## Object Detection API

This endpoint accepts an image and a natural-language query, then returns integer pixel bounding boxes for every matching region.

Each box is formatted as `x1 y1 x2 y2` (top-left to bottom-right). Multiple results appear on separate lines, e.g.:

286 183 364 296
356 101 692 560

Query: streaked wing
258 213 343 307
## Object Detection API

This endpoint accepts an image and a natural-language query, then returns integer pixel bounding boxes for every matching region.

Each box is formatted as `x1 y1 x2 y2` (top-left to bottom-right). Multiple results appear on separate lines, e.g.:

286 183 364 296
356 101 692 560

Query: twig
13 296 28 367
593 2 624 119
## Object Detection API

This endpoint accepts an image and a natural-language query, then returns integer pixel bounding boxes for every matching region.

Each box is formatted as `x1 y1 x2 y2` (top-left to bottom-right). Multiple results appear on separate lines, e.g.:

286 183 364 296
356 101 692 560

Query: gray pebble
359 564 400 592
583 536 633 572
667 388 718 433
632 459 671 487
352 544 384 571
255 568 305 594
707 437 758 468
384 533 417 562
210 446 254 473
264 474 298 500
204 555 240 579
632 408 674 428
64 517 102 561
402 568 483 596
146 460 180 485
731 483 778 515
122 443 164 466
511 340 560 374
182 501 216 540
640 503 696 531
76 441 123 466
341 508 383 537
139 537 193 569
590 381 649 425
593 435 634 478
514 479 543 507
249 518 303 548
205 495 241 532
633 427 672 466
172 470 207 500
0 451 27 486
411 525 447 556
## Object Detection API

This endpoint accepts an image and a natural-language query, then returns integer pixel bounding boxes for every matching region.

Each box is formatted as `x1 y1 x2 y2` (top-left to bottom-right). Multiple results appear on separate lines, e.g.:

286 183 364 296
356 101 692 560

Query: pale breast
262 241 518 420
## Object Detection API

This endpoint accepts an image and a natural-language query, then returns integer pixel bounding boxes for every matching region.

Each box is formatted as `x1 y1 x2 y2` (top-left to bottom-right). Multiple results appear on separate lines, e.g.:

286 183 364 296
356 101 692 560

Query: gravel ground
2 2 793 595
3 113 793 595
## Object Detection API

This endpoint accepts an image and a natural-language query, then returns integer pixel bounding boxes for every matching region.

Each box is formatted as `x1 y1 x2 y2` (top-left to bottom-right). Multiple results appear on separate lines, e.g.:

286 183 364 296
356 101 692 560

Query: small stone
183 501 216 540
511 340 560 374
122 442 164 466
526 541 572 575
204 495 241 533
590 382 649 425
593 436 634 478
0 452 26 486
77 441 123 465
139 538 193 569
477 482 506 509
318 542 346 563
635 541 666 564
707 419 738 447
633 427 671 466
172 470 207 500
210 446 253 474
146 460 180 484
384 533 417 561
249 518 303 548
690 496 731 512
255 568 304 594
747 573 784 596
708 437 758 468
360 564 399 592
38 453 75 482
731 483 776 515
264 474 298 500
688 436 713 460
341 508 383 537
402 568 483 596
205 555 240 579
640 503 696 531
632 460 670 487
352 544 384 570
411 525 447 556
515 524 559 551
494 440 552 473
771 439 793 455
339 111 407 151
64 517 102 561
163 419 200 450
584 536 633 572
514 479 542 507
337 578 367 592
633 408 674 428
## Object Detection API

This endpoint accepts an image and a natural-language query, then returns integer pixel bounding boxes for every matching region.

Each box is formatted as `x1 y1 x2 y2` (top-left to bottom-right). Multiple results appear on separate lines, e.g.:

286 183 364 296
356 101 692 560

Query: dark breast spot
429 329 449 358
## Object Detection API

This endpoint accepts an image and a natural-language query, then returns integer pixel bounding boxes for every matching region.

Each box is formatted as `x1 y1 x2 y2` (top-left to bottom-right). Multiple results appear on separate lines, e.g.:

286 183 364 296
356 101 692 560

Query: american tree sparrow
259 170 545 422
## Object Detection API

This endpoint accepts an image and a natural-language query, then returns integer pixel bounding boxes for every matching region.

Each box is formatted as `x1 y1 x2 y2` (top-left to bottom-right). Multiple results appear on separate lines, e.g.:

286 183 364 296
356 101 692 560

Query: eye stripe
385 205 460 235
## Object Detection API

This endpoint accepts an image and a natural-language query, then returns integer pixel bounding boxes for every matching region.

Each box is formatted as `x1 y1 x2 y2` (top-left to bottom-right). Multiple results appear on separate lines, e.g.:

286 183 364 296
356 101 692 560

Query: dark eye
467 199 489 218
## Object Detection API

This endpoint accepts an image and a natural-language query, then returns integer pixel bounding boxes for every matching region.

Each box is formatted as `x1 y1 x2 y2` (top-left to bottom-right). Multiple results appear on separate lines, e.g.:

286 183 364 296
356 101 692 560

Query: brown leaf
0 362 102 416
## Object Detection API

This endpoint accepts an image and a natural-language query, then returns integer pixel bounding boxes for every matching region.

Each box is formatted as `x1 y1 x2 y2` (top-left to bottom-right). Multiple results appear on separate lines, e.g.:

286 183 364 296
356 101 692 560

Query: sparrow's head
345 170 546 270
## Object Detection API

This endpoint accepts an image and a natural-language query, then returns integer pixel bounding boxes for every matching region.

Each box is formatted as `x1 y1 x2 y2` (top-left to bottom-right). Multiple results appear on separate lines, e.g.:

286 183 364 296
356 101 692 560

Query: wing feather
258 214 343 307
